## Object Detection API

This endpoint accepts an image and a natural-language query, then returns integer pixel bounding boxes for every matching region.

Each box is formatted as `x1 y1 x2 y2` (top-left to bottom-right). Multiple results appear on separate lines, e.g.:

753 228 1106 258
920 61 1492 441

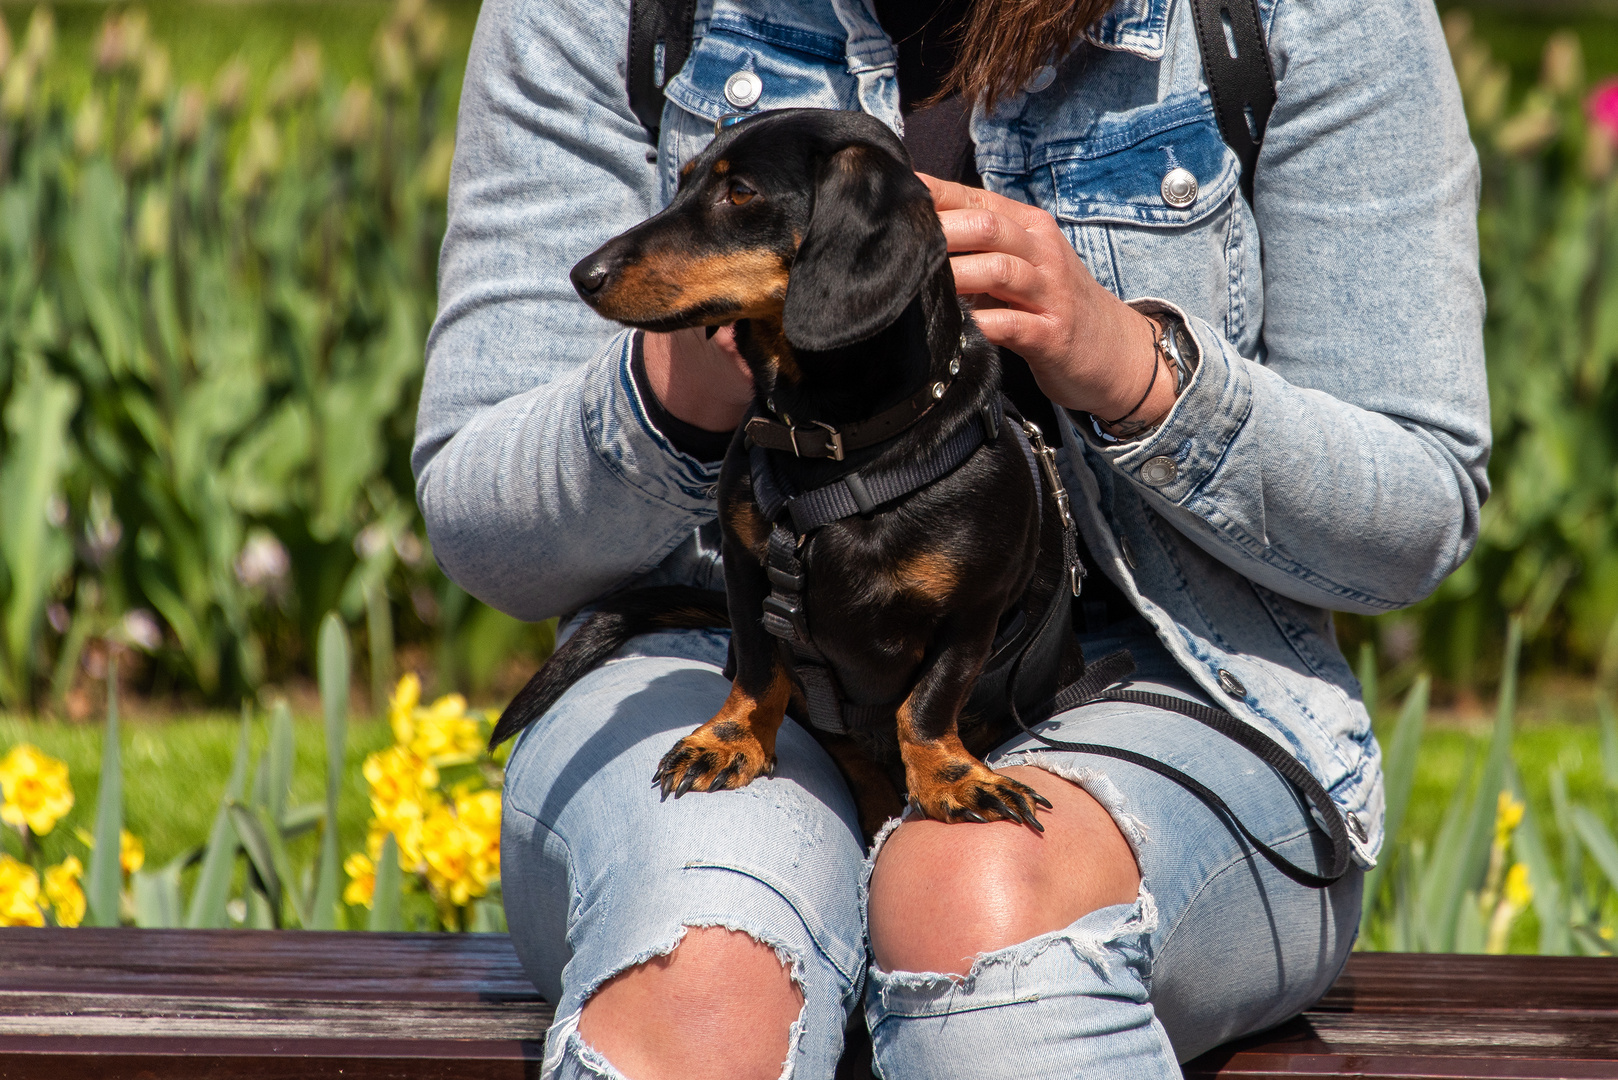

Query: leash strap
1009 651 1352 889
1187 0 1278 205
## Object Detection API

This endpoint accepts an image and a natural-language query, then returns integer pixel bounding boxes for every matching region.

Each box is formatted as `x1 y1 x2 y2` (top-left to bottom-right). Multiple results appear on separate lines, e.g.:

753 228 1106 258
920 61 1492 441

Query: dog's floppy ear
781 143 948 352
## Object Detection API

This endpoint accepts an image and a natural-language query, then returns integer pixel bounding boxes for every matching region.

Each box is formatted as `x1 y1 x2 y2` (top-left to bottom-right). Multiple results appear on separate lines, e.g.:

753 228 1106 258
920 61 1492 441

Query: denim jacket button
1217 669 1247 699
1120 535 1139 569
1161 167 1198 209
1348 812 1369 842
1025 65 1056 93
1141 456 1177 486
724 70 762 108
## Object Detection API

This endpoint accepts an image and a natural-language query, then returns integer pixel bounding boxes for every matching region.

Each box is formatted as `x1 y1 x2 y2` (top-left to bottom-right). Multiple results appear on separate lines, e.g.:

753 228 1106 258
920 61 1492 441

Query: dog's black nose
571 259 611 297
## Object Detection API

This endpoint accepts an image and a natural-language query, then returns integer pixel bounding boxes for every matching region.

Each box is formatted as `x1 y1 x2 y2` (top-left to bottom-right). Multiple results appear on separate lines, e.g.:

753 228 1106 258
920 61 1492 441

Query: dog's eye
727 181 757 206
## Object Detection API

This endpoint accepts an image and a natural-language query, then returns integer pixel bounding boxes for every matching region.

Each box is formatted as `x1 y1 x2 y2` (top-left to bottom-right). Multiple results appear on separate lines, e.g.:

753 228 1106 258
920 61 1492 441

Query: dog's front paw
653 721 774 800
907 757 1053 830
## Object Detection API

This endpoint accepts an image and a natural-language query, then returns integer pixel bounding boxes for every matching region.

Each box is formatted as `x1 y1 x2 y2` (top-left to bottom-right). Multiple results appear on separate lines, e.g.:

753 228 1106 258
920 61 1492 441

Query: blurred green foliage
5 2 1618 709
0 2 550 710
1357 632 1618 955
1345 16 1618 694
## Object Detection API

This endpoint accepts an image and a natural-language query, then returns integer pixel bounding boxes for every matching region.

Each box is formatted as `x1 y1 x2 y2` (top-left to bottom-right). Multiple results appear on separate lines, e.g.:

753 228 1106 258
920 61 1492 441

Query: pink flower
1588 78 1618 139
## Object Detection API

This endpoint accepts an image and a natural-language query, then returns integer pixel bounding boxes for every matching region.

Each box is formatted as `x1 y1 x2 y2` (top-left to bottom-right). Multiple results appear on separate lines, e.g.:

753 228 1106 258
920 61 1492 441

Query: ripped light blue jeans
500 617 1362 1079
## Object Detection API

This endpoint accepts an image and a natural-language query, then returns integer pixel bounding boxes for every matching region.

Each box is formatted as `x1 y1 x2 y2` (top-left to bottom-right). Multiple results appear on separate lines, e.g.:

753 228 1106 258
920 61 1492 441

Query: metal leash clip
1022 421 1074 531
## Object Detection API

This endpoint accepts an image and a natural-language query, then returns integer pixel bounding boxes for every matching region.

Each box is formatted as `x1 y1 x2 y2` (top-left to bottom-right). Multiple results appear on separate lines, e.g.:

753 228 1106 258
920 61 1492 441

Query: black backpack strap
1187 0 1277 205
627 0 696 135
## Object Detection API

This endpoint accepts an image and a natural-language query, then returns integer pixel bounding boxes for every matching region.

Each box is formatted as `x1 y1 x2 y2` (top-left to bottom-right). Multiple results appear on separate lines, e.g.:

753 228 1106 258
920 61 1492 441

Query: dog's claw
674 769 701 799
1032 792 1054 810
961 810 988 823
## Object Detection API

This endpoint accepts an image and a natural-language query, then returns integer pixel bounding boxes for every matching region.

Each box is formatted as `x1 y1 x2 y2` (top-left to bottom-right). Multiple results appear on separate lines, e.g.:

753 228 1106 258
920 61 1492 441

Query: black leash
1008 650 1351 889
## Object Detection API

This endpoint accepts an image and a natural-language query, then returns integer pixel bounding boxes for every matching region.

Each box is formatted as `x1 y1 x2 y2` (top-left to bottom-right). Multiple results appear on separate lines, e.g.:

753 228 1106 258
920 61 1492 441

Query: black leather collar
743 355 961 461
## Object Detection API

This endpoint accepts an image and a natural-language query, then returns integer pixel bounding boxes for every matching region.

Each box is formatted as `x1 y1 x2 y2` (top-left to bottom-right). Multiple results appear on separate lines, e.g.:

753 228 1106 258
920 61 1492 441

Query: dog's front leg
653 490 792 799
898 610 1052 829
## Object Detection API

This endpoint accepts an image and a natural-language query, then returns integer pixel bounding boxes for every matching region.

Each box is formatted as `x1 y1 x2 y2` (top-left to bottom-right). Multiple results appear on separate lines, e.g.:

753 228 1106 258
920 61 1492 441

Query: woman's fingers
948 249 1044 305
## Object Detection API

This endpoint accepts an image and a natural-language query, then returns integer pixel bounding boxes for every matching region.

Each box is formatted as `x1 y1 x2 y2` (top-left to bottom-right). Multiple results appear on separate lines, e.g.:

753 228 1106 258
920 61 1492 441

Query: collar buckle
789 420 844 461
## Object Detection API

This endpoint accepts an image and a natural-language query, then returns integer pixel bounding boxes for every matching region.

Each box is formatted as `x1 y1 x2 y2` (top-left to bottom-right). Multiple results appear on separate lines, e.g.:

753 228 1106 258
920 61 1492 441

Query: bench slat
0 927 550 1079
4 929 1617 1079
1185 953 1618 1080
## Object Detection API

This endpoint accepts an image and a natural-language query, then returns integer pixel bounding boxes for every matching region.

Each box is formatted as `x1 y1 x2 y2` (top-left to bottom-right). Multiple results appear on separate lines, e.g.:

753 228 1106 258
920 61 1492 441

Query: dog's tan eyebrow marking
680 158 698 178
713 159 730 175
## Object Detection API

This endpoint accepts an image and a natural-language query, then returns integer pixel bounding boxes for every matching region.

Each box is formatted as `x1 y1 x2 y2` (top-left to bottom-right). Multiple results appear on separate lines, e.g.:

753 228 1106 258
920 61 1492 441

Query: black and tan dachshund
490 108 1079 833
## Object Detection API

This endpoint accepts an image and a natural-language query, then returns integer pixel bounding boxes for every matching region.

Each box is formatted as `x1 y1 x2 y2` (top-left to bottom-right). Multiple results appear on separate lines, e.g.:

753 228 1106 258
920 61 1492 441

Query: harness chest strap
752 401 1081 735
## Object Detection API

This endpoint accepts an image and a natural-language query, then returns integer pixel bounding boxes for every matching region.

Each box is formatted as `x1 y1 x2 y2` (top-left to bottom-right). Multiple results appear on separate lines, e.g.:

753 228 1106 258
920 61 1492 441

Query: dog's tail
488 586 730 750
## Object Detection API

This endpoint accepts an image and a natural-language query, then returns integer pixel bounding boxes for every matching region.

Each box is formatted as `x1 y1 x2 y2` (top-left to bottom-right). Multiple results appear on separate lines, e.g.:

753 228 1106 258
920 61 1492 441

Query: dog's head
570 109 949 354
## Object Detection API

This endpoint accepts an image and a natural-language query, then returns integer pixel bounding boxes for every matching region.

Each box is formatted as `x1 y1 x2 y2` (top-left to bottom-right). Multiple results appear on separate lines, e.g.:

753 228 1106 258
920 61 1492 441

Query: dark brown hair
930 0 1118 110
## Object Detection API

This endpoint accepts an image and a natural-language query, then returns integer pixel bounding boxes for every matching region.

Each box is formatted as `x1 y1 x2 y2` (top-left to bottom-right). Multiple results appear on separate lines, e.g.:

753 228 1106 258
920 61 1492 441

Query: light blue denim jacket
414 0 1489 869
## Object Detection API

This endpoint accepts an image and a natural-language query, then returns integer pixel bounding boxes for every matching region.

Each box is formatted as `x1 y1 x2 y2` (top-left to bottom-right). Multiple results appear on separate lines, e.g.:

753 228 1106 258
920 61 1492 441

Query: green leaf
1570 806 1618 893
1435 618 1522 951
1418 746 1479 950
1356 642 1378 723
367 832 403 932
267 701 295 827
1599 699 1618 792
1361 675 1428 941
133 849 197 929
85 661 123 927
228 802 284 927
310 613 350 930
280 802 326 838
1510 769 1570 955
0 355 79 704
185 704 253 928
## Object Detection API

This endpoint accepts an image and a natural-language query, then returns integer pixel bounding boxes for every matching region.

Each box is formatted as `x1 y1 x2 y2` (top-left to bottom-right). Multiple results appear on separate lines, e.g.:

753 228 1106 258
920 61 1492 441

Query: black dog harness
746 391 1351 890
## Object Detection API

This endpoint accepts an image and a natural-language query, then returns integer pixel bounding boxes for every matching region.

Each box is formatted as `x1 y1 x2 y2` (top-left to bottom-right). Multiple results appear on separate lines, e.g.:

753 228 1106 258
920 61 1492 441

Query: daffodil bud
212 56 249 117
138 44 172 108
330 80 374 150
74 93 106 156
173 83 206 147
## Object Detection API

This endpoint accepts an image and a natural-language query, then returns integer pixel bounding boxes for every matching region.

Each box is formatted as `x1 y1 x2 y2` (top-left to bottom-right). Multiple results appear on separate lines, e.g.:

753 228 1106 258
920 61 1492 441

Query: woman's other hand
643 325 755 432
921 173 1176 432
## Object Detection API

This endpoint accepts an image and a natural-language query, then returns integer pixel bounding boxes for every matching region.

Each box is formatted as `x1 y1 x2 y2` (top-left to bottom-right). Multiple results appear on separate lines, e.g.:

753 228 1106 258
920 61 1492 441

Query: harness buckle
761 594 810 643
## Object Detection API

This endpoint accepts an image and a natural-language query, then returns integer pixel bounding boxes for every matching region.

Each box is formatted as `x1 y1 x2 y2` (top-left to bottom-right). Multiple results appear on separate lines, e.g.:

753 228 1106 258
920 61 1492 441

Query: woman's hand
921 174 1177 433
642 325 755 432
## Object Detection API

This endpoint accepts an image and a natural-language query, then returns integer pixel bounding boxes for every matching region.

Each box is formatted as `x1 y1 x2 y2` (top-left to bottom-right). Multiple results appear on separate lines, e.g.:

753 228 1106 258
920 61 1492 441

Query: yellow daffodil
344 852 376 908
120 830 144 875
364 745 439 816
390 672 422 747
0 854 44 927
1503 862 1533 910
456 789 502 888
43 856 85 927
405 693 483 764
0 744 75 836
1494 790 1525 848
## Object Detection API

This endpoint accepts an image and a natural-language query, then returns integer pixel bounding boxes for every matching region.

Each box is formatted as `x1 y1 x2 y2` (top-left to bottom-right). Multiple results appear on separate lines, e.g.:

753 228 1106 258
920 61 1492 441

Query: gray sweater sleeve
412 0 721 621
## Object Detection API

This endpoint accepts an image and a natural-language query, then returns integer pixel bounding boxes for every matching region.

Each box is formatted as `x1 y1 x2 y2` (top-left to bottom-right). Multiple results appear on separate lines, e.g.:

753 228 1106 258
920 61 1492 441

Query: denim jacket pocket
659 12 857 196
664 12 853 124
1045 95 1239 228
1034 93 1260 351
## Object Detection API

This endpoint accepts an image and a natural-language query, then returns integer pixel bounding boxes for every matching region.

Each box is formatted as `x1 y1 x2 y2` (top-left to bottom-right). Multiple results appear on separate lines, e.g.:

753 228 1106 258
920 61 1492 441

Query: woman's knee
576 926 804 1080
868 765 1140 975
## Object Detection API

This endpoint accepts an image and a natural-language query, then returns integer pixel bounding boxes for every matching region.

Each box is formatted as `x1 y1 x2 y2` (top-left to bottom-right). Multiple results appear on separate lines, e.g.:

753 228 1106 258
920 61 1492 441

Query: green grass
0 710 393 878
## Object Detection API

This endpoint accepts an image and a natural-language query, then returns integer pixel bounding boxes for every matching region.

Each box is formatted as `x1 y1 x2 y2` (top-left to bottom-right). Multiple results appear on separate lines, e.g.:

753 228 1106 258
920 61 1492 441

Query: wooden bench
2 929 1615 1079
